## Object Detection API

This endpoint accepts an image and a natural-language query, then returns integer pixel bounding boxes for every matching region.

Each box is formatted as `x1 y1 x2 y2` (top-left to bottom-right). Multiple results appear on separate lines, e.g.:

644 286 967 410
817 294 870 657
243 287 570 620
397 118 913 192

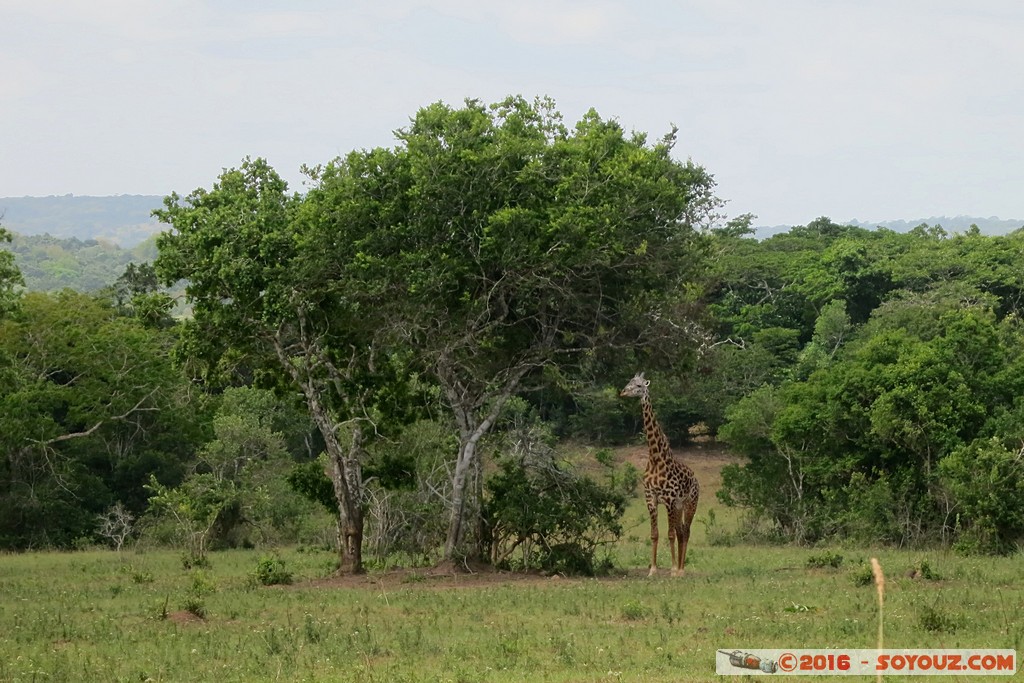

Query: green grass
0 455 1020 682
0 541 1021 682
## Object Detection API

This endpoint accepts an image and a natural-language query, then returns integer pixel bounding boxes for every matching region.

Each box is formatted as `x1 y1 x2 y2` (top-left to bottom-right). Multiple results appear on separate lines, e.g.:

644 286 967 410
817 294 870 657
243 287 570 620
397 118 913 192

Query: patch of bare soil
303 563 717 592
167 610 205 624
305 563 564 591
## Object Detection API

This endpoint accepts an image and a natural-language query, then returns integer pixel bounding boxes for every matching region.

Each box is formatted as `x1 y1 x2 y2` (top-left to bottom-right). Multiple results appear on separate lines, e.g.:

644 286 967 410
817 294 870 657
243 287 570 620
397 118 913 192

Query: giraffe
620 372 699 577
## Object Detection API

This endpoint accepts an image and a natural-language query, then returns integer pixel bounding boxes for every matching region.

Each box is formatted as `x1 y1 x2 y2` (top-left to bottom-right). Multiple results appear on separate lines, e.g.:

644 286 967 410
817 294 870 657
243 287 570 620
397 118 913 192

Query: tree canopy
713 223 1024 552
155 96 720 565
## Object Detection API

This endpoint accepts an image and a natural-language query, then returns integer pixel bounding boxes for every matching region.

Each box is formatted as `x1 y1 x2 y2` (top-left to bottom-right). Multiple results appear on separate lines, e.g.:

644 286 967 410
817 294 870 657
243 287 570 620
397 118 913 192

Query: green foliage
566 386 640 445
484 408 632 575
486 455 628 574
939 438 1024 554
287 460 337 516
181 595 206 619
5 232 159 293
918 603 959 634
620 600 650 621
141 387 326 554
108 262 176 327
0 290 205 549
716 229 1024 552
145 473 238 564
910 558 941 580
0 224 23 317
806 550 844 569
180 570 215 618
361 420 457 563
251 556 293 586
850 563 875 587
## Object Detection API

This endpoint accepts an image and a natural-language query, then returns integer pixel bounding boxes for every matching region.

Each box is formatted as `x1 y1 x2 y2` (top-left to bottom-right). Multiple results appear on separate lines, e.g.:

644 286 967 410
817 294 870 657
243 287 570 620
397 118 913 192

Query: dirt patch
305 564 566 591
167 610 205 624
303 564 703 591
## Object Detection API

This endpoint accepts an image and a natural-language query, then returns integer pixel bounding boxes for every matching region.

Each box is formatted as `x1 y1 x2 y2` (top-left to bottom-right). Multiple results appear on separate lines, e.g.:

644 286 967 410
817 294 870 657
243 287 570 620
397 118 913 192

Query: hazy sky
2 0 1022 226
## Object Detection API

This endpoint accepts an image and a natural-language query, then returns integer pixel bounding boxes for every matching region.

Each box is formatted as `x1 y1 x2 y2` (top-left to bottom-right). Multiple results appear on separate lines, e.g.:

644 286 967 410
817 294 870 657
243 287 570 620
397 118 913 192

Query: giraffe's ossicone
620 372 700 577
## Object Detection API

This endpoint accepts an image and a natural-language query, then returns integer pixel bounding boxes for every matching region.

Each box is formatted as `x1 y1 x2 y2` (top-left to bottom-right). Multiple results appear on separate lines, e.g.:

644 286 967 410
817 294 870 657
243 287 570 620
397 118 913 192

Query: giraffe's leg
677 501 697 575
646 492 659 577
668 505 683 576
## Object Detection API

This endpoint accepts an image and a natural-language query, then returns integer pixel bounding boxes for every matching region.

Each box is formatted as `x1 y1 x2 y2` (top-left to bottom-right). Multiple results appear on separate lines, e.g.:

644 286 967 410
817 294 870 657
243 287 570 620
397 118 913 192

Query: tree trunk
438 360 531 563
273 335 367 574
441 393 518 561
325 427 364 574
444 436 478 560
301 384 366 574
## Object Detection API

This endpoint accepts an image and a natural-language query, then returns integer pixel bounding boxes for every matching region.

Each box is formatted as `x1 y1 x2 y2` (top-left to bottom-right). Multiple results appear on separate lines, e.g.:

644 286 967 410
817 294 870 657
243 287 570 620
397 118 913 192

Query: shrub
806 550 844 569
851 563 874 586
918 604 958 634
911 558 941 580
252 556 293 586
181 552 211 570
940 438 1024 555
181 595 206 619
484 420 630 575
621 600 650 621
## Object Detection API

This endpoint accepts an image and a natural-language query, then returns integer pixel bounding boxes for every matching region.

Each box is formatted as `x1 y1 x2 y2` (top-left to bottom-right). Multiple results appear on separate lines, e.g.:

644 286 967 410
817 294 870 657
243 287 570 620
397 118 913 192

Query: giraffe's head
619 372 650 398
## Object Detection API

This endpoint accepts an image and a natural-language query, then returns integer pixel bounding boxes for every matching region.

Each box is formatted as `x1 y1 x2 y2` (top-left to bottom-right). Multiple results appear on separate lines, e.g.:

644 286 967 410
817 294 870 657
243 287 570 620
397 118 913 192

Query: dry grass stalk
870 557 885 683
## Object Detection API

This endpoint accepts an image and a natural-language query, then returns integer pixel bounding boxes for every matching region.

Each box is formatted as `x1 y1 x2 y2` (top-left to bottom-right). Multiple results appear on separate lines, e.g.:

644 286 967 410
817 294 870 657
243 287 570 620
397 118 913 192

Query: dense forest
1 97 1022 571
4 232 158 292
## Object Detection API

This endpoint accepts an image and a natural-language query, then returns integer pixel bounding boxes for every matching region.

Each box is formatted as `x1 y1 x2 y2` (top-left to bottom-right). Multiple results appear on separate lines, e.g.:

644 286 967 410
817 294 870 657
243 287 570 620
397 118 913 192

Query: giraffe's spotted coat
620 372 700 576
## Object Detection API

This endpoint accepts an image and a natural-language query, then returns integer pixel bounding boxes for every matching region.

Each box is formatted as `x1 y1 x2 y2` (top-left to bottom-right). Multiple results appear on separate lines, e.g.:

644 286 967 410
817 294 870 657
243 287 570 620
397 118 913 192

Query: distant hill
756 215 1024 239
5 232 158 293
0 194 164 248
847 215 1024 235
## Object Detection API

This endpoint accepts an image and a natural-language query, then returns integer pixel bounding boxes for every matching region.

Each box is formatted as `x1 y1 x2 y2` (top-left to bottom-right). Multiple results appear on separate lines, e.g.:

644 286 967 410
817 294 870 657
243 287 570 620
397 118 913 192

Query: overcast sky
2 0 1022 226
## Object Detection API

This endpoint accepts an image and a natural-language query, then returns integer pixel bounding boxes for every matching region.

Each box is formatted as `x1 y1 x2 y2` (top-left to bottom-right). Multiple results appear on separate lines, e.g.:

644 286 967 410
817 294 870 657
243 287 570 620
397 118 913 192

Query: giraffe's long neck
641 394 671 465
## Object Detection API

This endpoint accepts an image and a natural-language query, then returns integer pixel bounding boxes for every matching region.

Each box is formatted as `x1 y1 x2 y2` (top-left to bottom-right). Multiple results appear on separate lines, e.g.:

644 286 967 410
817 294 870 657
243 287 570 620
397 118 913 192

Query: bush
181 552 211 570
289 419 456 566
566 387 639 446
806 550 844 569
181 595 206 619
850 563 874 586
362 421 455 565
940 438 1024 554
621 600 650 621
919 604 959 634
252 556 293 586
910 558 941 580
484 415 631 575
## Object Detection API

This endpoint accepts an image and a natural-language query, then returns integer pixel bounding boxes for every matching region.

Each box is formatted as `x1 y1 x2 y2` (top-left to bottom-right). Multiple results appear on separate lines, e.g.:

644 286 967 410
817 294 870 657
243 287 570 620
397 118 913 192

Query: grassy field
1 445 1021 682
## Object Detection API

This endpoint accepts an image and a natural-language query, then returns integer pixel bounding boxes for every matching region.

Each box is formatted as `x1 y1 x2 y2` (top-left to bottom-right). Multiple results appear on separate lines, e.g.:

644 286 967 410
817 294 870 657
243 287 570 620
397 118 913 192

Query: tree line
710 218 1024 554
3 232 157 292
2 96 1022 569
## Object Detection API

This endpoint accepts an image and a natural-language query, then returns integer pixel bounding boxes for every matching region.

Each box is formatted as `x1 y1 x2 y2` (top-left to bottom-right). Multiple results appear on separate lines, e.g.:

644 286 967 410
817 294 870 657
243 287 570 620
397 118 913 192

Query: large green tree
154 158 414 573
156 96 720 566
305 96 719 560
